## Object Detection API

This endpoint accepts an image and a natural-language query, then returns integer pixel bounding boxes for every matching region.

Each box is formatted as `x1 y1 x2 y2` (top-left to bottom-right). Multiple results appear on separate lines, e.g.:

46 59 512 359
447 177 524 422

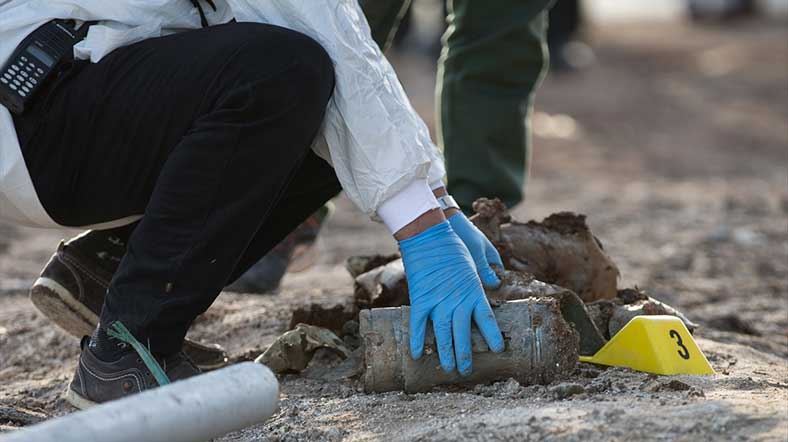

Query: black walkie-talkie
0 19 90 115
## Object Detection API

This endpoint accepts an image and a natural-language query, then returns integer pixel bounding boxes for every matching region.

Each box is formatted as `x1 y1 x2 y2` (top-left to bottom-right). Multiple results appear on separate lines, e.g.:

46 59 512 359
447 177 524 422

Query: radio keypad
3 52 46 99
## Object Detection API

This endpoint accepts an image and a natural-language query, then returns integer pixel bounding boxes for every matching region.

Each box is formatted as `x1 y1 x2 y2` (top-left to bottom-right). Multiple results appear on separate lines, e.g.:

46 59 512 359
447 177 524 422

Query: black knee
285 30 335 105
228 23 335 109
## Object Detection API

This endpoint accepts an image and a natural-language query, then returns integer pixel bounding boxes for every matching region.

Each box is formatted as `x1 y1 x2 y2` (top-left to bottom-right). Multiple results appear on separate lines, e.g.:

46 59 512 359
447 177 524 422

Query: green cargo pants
359 0 551 213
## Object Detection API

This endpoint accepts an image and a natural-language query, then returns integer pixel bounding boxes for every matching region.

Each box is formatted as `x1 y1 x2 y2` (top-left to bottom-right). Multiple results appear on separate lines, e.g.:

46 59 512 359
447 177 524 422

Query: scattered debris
575 364 603 379
470 198 620 302
497 378 523 397
354 259 409 309
586 288 699 339
549 382 586 399
341 320 363 350
351 199 621 307
345 253 400 278
0 405 47 430
640 377 692 393
301 347 365 381
256 324 350 374
280 201 698 392
288 303 358 336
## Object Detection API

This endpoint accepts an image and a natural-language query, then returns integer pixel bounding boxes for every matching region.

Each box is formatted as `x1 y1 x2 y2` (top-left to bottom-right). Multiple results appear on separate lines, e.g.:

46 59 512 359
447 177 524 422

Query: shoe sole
30 277 97 337
64 387 97 410
31 277 229 371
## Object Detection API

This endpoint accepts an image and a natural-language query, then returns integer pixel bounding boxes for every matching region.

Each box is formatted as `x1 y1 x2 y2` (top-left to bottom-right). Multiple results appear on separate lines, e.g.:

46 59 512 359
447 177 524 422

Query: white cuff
377 179 440 234
429 179 445 191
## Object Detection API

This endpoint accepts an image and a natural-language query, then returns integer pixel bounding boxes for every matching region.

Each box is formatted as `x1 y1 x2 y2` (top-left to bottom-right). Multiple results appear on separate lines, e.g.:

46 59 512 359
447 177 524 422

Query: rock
550 383 586 399
662 380 692 391
288 303 358 336
341 320 363 349
322 427 346 441
256 324 350 373
341 320 359 336
498 378 522 397
640 377 691 393
575 364 603 378
470 198 620 302
345 254 400 278
302 347 365 381
587 288 698 339
0 406 48 428
616 288 649 304
354 259 409 309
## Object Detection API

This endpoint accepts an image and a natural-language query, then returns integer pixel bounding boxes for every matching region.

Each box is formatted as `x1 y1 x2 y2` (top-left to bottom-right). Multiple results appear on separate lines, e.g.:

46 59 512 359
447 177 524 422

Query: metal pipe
0 362 279 442
361 299 580 393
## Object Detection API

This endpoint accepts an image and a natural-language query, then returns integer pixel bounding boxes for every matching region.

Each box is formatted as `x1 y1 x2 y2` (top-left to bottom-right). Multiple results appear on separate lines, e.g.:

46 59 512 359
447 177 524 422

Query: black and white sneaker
67 336 200 409
30 242 228 370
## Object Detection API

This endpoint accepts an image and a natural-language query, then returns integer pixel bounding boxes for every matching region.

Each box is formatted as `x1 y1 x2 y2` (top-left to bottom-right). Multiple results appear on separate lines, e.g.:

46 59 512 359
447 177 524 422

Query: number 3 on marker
669 329 690 360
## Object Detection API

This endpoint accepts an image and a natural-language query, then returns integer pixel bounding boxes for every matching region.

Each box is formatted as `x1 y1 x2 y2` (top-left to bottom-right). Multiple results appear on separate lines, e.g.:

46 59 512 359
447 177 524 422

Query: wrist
394 208 446 241
377 179 440 234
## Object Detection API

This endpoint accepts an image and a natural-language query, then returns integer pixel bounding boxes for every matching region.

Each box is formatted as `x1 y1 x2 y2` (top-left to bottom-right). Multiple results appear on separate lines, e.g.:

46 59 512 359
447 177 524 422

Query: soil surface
1 20 787 441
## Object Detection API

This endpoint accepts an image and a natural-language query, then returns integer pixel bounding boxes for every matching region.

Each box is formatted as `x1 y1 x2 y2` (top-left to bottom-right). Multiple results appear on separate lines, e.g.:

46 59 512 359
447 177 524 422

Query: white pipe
0 362 279 442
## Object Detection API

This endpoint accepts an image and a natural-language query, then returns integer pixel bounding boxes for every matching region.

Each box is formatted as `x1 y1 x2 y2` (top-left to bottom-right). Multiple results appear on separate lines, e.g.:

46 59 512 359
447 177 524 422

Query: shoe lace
107 321 171 387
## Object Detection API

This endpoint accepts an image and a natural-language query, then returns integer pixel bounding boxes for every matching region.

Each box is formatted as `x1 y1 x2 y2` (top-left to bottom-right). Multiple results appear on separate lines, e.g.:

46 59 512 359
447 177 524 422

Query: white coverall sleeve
228 0 447 219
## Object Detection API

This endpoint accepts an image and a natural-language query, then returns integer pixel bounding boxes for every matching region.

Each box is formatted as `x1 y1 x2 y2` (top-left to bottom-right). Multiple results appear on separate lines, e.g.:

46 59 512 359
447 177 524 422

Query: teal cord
107 321 171 386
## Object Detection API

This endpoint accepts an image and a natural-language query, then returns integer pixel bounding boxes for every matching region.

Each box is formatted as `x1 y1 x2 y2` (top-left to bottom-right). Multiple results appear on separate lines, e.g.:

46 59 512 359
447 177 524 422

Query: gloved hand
398 221 504 376
446 213 505 290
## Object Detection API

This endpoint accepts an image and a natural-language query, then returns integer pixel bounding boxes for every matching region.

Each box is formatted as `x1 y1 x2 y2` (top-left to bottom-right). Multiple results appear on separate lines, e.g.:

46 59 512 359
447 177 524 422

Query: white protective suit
0 0 445 232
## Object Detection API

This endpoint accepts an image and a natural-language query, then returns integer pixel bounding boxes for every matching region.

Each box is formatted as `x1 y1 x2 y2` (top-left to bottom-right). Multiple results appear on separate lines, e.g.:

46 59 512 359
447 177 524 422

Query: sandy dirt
1 20 787 441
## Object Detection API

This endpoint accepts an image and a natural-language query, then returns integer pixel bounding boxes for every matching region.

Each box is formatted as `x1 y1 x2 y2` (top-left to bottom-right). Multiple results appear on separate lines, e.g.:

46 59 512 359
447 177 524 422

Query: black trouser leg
67 150 341 287
14 23 336 354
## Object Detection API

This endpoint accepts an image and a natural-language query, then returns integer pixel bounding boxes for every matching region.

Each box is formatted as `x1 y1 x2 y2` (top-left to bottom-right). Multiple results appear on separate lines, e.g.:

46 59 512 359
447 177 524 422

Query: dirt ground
1 19 787 441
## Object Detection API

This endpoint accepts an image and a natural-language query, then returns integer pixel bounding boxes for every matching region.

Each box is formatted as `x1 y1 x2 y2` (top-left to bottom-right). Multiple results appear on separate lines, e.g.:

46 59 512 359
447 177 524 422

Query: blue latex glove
447 213 505 290
399 221 504 376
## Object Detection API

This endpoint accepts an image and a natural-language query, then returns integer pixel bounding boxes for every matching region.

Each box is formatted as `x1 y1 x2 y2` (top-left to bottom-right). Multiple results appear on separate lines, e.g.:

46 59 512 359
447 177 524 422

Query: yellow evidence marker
579 315 715 375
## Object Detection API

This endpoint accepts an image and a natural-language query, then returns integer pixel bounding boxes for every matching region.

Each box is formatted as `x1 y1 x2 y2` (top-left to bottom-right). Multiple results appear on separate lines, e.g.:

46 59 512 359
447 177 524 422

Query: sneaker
66 336 200 409
226 203 333 294
30 242 228 370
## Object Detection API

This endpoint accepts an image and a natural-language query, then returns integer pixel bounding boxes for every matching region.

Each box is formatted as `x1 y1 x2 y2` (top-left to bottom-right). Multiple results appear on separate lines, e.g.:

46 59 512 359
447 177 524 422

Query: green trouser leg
438 0 551 213
358 0 412 50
